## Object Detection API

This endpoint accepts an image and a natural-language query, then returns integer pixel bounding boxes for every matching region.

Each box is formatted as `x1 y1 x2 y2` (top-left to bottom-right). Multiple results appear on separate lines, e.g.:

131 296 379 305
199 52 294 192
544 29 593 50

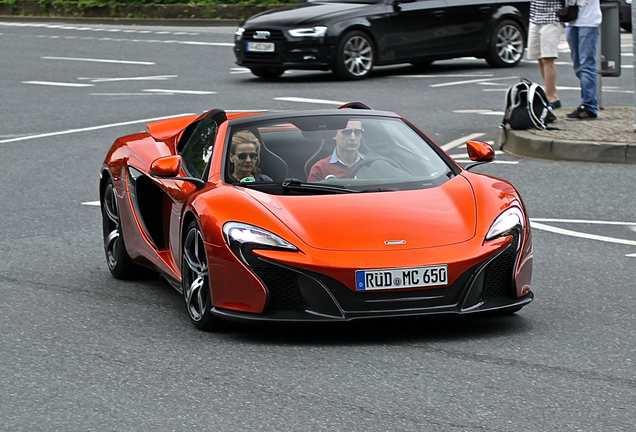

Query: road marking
530 221 636 246
82 201 100 206
454 109 505 116
143 89 217 95
441 133 485 151
22 81 94 87
397 73 494 78
79 75 177 82
0 113 195 144
430 76 518 88
274 97 347 105
531 218 636 226
178 41 234 47
42 56 155 65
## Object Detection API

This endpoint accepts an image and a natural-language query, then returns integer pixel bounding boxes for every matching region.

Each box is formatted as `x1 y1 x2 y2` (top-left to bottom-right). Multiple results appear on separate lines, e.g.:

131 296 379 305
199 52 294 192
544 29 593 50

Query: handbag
556 0 578 22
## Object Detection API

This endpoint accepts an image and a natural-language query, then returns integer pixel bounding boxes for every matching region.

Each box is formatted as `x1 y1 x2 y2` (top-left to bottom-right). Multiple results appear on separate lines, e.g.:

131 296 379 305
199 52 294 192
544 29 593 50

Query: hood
244 176 477 252
244 2 370 27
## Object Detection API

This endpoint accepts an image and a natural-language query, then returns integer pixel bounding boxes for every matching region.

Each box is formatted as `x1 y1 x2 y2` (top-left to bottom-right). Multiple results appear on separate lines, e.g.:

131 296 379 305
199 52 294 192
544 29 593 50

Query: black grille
243 29 285 41
243 248 306 311
482 233 519 299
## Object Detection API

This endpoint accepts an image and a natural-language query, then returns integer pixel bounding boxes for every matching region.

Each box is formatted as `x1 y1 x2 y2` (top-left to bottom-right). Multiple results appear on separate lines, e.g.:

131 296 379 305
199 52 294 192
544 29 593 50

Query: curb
499 128 636 164
498 106 636 164
0 1 278 23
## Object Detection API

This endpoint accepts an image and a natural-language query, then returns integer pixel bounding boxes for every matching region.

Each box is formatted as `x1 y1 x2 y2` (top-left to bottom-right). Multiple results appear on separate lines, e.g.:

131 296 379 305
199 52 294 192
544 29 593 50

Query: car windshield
225 114 452 195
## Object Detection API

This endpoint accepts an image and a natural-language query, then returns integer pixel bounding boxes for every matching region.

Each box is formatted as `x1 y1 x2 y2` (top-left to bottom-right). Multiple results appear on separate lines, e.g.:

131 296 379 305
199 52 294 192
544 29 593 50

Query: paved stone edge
0 1 276 22
499 128 636 164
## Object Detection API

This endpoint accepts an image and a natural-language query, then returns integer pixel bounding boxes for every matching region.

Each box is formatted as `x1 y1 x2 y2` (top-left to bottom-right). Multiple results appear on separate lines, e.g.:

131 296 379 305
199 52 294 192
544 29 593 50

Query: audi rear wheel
485 20 524 68
334 31 374 80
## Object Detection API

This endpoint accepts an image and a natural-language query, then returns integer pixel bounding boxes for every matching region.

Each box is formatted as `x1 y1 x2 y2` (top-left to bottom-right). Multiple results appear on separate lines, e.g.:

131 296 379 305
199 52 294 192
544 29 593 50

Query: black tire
334 30 374 80
102 178 140 279
250 67 285 79
182 220 223 331
485 20 525 68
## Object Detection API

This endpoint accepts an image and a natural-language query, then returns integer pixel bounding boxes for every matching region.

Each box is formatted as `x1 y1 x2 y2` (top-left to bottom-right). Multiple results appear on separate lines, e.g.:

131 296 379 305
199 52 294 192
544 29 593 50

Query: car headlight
235 27 245 41
485 207 524 241
288 26 328 38
223 222 297 251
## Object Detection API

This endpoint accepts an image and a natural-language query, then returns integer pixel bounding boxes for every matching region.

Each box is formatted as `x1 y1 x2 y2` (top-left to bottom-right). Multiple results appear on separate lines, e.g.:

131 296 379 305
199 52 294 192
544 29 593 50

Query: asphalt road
1 20 635 431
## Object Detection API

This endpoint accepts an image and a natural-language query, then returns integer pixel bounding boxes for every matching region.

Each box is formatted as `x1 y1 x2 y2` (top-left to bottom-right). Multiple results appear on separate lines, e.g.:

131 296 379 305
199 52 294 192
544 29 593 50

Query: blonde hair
230 130 262 175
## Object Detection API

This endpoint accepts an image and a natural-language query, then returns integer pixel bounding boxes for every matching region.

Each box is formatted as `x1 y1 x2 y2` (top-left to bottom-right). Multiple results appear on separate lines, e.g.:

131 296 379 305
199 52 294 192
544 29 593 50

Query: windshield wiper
281 178 359 195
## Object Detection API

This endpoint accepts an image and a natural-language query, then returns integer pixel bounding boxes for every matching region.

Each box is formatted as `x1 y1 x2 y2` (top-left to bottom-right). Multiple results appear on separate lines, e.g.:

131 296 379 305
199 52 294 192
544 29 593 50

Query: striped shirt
530 0 562 25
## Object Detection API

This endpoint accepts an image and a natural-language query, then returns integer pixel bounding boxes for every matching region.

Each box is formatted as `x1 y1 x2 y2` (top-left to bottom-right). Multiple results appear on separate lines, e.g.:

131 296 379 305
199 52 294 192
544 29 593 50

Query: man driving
307 120 365 182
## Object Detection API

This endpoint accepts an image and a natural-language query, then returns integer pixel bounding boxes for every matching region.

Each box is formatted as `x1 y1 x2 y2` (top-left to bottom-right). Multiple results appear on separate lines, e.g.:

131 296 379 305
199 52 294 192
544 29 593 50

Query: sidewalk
498 106 636 164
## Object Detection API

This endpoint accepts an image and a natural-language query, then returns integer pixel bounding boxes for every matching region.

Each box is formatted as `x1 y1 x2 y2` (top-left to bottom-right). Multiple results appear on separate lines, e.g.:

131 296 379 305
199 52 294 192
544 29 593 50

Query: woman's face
231 143 258 179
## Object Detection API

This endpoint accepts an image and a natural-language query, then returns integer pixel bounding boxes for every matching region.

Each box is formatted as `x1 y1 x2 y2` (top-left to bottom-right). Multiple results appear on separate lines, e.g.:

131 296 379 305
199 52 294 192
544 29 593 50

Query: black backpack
501 78 555 130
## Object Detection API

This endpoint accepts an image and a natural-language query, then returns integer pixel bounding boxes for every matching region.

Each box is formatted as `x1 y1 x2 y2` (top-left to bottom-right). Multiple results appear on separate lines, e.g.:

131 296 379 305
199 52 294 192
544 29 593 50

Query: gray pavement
498 106 636 164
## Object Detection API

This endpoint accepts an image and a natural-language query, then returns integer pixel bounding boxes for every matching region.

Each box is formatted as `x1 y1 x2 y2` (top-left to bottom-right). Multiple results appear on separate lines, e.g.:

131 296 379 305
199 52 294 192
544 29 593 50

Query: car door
442 0 495 54
378 0 449 62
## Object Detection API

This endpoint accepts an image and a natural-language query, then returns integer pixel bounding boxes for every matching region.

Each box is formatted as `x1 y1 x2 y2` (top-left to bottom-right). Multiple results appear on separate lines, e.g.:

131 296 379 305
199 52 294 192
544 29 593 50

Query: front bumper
234 29 336 71
211 233 533 323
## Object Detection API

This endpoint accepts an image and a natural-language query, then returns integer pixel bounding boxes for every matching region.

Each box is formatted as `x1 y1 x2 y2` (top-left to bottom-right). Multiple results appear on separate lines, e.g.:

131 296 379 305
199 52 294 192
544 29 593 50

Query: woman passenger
229 130 272 182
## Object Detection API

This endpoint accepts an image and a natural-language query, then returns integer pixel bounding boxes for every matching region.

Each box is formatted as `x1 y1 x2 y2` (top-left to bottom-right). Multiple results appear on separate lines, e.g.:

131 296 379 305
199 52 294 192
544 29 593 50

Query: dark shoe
566 105 597 120
545 109 557 124
548 100 562 109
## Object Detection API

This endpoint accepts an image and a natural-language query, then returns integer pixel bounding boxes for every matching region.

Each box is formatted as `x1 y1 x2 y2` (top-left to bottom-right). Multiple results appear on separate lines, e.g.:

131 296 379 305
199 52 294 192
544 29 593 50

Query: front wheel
102 178 141 279
182 220 223 331
333 31 374 80
485 20 524 68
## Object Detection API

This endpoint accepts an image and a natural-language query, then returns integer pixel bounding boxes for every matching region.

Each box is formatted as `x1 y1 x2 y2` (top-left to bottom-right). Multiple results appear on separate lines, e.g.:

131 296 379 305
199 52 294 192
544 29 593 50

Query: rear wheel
182 220 223 331
250 67 285 79
485 20 524 68
334 30 374 80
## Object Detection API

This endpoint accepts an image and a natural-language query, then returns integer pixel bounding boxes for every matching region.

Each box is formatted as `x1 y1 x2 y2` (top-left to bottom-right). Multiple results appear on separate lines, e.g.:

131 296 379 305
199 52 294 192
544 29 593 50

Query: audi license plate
246 42 275 52
355 265 448 291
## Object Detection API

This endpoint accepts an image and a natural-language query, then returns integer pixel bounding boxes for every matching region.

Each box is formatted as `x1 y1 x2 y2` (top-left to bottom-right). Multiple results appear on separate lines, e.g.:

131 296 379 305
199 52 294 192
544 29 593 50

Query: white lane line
178 41 234 47
42 56 155 65
82 201 100 206
430 76 518 88
274 97 347 105
0 113 195 144
22 81 94 87
90 93 164 96
454 160 519 164
79 75 177 82
453 109 504 116
531 218 636 226
530 221 636 246
397 73 494 78
143 89 217 95
441 133 485 151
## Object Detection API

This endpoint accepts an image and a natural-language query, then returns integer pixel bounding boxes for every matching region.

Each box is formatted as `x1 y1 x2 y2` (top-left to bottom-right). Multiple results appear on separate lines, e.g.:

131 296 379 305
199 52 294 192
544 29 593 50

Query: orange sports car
100 103 533 331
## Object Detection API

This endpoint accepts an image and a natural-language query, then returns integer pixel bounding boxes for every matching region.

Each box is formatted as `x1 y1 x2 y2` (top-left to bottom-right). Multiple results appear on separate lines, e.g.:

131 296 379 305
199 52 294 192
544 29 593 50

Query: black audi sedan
234 0 530 80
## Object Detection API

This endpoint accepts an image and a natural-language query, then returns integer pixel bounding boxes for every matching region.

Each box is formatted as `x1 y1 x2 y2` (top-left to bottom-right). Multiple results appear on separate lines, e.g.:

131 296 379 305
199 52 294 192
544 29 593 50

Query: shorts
527 22 563 59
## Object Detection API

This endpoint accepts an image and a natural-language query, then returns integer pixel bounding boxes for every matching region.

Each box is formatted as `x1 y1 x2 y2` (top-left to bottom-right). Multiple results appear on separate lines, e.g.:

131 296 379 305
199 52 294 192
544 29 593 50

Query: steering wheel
350 154 411 178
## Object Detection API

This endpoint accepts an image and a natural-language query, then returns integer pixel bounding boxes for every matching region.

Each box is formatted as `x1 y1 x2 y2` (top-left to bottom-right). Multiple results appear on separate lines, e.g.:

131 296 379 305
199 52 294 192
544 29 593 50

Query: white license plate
355 265 448 291
246 42 275 52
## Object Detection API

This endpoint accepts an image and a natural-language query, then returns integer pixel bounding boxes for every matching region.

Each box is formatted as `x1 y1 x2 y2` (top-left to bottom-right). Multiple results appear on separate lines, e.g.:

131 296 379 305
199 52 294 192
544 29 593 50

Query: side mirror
464 140 495 170
149 155 206 189
150 155 182 178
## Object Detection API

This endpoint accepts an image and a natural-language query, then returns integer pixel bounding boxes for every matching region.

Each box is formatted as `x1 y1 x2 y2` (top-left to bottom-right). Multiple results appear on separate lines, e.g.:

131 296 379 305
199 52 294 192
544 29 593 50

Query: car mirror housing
150 155 182 177
464 140 495 170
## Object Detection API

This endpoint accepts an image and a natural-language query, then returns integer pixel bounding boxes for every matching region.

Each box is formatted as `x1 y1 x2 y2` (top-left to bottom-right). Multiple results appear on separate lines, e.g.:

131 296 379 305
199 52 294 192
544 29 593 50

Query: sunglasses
235 152 259 161
340 128 364 137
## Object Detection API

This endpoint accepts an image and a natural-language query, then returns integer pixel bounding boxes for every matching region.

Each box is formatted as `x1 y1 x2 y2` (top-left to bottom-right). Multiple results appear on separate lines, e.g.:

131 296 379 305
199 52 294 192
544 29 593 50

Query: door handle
433 10 445 17
479 6 491 13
